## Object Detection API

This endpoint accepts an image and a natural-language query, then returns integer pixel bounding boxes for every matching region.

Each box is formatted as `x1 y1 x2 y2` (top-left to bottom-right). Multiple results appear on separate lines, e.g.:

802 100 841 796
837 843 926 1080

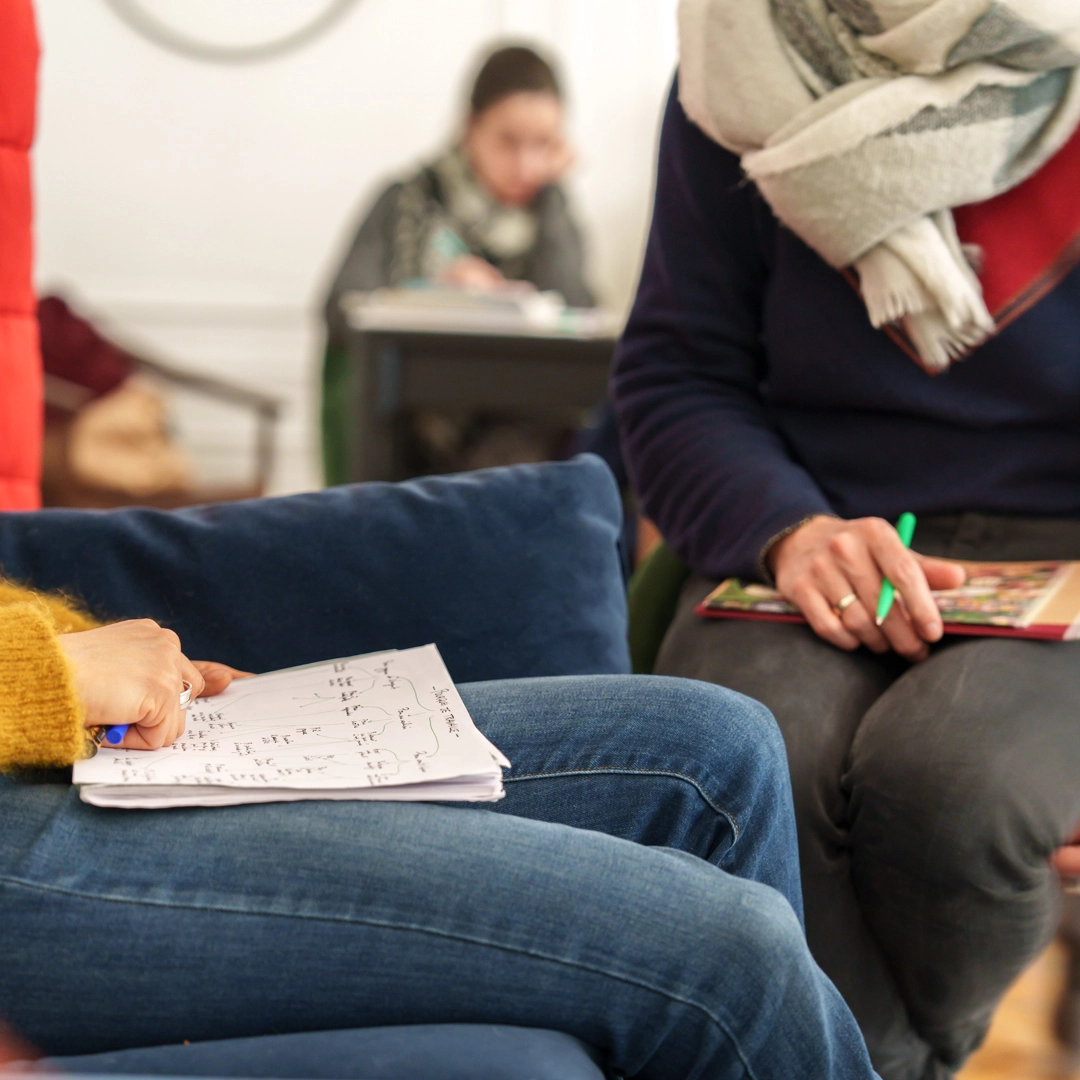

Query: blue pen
96 681 193 748
103 724 129 746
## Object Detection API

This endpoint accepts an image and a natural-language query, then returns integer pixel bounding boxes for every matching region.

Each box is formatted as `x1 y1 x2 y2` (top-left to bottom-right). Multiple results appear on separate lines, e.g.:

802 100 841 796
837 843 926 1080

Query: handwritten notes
74 644 510 809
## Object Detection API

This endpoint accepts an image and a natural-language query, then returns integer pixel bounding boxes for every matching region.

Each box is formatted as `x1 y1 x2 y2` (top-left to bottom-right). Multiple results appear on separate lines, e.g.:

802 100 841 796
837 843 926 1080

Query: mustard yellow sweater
0 581 98 769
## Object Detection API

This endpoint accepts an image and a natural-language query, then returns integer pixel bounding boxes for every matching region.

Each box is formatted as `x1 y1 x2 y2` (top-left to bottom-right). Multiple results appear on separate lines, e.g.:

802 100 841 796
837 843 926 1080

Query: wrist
0 608 90 768
57 635 95 728
764 514 837 579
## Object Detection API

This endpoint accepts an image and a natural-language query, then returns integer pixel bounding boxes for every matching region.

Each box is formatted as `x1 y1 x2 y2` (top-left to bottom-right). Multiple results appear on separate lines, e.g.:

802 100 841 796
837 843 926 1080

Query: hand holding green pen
875 512 917 626
769 513 966 660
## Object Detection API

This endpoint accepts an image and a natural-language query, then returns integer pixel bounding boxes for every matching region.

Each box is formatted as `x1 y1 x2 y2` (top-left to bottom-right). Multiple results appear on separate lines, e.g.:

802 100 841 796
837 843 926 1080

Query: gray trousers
655 514 1080 1080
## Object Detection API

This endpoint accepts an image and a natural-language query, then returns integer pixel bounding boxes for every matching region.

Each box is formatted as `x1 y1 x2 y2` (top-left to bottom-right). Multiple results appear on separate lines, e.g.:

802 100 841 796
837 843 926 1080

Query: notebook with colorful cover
696 561 1080 641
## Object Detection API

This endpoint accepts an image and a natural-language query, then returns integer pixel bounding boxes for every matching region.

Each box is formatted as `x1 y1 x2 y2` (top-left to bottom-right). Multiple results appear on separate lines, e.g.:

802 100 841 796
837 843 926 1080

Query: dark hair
469 45 561 116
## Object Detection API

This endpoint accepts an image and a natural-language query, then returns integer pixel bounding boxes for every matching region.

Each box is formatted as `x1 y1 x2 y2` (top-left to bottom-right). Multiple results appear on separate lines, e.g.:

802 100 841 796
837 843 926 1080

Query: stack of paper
74 644 510 809
341 286 622 338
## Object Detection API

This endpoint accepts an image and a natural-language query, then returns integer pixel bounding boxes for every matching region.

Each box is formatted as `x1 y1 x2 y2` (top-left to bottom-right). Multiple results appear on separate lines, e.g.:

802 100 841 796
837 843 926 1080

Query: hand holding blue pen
95 681 194 748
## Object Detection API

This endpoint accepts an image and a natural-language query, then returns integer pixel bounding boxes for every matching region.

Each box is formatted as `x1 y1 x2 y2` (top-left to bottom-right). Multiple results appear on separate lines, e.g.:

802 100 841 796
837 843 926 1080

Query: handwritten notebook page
74 644 510 809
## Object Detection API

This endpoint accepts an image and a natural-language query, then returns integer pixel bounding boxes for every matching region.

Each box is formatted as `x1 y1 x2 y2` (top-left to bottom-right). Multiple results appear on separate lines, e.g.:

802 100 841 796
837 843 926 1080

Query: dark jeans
656 513 1080 1080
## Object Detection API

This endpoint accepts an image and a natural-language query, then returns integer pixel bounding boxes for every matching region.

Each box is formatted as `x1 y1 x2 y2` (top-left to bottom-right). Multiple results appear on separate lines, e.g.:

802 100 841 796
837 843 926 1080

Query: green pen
875 512 917 626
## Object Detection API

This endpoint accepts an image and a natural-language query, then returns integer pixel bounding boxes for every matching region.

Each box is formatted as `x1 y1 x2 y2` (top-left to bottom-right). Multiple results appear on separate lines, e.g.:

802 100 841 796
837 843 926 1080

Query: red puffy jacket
0 0 41 509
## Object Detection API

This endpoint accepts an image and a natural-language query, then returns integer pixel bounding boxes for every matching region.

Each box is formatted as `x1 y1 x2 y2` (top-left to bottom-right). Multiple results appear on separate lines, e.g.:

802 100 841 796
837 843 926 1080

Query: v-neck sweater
613 84 1080 581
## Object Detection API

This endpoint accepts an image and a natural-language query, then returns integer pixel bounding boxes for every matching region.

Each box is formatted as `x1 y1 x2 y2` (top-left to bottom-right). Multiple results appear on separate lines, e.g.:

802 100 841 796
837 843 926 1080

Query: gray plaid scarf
679 0 1080 370
389 146 538 287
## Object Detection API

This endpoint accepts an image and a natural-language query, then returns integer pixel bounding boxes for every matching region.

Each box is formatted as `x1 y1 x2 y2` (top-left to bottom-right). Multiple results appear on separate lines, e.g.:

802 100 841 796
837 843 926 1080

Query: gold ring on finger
833 592 858 618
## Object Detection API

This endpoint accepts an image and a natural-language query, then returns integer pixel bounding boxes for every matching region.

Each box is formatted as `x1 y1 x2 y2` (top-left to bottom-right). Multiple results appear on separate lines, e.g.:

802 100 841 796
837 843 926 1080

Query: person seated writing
0 574 880 1079
323 43 591 330
613 2 1080 1078
321 44 594 484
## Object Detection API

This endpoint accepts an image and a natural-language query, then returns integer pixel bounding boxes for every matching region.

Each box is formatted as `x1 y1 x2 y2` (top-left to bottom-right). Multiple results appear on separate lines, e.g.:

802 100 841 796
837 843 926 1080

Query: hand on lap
438 255 508 290
769 516 966 661
192 659 252 698
59 621 251 750
1054 826 1080 883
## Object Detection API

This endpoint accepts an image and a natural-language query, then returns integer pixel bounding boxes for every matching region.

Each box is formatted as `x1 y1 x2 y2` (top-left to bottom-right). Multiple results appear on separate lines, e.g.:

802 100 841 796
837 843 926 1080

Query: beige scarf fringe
679 0 1080 370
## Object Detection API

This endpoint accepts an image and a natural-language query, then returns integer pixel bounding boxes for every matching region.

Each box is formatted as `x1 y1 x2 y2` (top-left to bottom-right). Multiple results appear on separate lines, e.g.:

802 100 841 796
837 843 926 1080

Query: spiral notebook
697 561 1080 641
73 644 510 809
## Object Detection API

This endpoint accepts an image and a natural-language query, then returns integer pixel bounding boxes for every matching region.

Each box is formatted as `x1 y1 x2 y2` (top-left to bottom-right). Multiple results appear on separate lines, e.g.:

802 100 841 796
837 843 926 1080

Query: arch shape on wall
99 0 362 65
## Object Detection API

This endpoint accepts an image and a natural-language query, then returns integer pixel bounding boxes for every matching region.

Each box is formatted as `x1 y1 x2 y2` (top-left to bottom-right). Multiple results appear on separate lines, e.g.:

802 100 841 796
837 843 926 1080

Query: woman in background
321 45 593 484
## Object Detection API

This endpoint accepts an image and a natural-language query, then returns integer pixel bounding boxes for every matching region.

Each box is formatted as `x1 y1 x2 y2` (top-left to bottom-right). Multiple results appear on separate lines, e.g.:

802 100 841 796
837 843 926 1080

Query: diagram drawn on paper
74 644 507 791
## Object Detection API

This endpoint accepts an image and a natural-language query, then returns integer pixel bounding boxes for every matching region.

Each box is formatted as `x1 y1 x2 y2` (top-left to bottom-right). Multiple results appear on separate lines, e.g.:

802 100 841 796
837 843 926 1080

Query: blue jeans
0 675 875 1080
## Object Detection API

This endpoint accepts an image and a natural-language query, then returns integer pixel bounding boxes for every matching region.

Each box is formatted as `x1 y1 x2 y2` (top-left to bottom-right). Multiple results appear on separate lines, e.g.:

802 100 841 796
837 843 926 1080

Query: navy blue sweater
613 84 1080 581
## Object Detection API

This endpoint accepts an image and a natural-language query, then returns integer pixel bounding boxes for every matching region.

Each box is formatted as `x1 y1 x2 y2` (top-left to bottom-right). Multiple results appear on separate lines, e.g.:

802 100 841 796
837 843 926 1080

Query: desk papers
341 286 621 338
74 644 510 809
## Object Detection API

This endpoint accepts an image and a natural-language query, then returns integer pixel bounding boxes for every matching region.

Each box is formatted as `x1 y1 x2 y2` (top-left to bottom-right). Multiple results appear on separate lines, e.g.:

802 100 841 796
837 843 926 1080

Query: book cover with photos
697 561 1080 641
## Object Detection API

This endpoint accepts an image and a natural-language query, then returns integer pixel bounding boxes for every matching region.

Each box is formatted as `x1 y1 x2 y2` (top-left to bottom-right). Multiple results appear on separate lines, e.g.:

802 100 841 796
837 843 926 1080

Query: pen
93 681 194 748
875 512 917 626
432 227 470 260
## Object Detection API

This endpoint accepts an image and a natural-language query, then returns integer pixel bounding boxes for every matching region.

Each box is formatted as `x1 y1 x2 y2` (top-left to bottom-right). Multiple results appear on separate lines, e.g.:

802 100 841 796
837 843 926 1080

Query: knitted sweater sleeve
0 583 99 769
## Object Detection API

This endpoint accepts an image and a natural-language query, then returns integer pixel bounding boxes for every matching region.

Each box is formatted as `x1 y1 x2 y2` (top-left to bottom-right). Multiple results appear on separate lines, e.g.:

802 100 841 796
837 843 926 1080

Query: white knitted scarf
679 0 1080 370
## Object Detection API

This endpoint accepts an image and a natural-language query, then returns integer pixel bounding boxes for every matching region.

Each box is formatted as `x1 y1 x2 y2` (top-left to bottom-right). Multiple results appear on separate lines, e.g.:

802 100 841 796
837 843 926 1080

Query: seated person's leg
0 676 876 1080
467 674 799 901
658 579 933 1078
847 636 1080 1070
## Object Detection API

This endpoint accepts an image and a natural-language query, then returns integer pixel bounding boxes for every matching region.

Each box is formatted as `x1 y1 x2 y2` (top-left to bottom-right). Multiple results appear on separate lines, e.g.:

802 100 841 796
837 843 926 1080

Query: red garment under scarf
954 123 1080 330
849 124 1080 370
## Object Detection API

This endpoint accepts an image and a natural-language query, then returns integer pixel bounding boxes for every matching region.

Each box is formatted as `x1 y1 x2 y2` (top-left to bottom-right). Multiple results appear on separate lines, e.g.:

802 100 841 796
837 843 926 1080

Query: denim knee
626 677 800 902
729 878 808 973
689 876 825 1032
629 675 789 794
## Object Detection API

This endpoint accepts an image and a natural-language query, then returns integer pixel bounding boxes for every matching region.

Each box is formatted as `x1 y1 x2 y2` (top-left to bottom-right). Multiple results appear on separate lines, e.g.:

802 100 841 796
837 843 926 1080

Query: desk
342 298 620 483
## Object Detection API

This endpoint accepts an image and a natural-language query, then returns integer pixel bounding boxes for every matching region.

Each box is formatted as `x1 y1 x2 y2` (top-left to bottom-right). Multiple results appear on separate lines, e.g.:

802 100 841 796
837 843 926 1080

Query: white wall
32 0 679 493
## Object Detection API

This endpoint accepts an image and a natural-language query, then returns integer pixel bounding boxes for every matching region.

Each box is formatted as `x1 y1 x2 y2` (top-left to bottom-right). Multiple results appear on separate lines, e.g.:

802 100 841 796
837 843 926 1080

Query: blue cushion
0 456 629 682
38 1026 605 1080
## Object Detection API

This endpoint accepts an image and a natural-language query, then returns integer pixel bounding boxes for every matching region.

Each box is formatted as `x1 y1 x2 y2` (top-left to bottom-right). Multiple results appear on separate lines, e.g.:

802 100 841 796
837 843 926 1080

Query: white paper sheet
74 644 509 809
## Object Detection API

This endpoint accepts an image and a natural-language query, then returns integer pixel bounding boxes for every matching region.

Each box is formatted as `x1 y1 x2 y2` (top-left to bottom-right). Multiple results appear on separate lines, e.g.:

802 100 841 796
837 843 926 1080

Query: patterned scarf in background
679 0 1080 371
388 146 539 287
